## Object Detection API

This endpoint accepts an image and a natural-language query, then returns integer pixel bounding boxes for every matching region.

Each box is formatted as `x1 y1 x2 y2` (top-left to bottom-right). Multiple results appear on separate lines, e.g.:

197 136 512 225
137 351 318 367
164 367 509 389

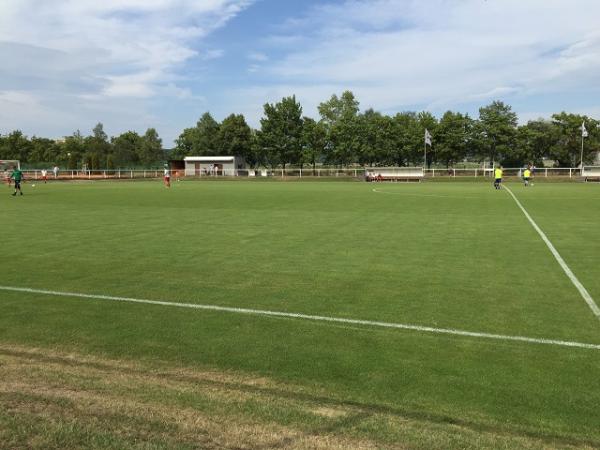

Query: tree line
2 91 599 168
174 93 599 169
0 123 164 169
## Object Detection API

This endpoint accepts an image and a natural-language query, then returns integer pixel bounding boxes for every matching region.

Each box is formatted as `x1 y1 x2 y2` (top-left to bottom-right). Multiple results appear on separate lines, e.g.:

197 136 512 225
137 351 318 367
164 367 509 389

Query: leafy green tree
84 151 101 170
389 112 420 166
29 137 59 163
302 117 327 171
318 91 360 165
248 130 262 168
171 127 196 160
435 111 473 167
473 101 518 164
357 109 395 166
61 131 85 169
173 112 220 159
550 112 599 167
112 131 142 167
91 152 100 170
195 112 221 154
357 109 378 166
93 122 108 141
258 96 304 169
0 130 32 161
106 154 116 170
217 114 253 163
513 119 557 167
318 91 359 126
84 123 112 168
139 128 164 165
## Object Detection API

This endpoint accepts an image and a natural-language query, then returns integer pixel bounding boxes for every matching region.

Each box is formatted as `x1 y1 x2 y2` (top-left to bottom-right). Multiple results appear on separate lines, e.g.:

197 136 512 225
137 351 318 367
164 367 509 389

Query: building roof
184 156 235 162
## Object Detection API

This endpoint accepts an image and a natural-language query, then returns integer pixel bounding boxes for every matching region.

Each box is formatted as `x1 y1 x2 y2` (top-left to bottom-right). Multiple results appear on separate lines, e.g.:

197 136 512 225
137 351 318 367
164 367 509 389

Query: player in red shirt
164 167 171 188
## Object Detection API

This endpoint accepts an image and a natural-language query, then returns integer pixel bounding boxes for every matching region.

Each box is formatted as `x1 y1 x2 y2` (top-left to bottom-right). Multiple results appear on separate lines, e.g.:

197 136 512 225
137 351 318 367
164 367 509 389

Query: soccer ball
32 184 35 187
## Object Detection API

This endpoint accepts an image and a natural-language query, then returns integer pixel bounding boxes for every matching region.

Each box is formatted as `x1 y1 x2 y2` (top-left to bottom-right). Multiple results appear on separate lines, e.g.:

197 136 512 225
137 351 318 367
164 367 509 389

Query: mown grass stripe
1 285 600 351
504 185 600 319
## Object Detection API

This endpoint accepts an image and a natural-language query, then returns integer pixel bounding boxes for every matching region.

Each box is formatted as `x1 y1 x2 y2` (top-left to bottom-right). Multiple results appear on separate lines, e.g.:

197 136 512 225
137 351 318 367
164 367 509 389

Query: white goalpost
0 160 20 171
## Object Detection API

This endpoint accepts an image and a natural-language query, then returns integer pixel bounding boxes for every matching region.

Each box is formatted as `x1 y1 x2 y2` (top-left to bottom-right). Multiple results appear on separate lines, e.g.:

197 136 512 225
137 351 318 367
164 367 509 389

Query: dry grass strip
0 344 386 449
0 343 595 450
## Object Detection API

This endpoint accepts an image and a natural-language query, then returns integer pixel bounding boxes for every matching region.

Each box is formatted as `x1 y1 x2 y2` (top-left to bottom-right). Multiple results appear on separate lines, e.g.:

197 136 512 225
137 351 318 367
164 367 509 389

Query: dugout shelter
365 167 424 182
582 166 600 182
184 156 246 176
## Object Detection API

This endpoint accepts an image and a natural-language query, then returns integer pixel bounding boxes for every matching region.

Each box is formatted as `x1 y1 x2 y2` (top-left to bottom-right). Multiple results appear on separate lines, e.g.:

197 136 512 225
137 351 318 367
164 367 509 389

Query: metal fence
18 167 587 180
20 169 167 180
423 167 581 178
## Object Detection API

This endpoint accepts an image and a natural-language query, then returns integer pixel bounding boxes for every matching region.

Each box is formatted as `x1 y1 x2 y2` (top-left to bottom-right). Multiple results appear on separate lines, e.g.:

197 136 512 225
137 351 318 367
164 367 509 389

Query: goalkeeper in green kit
10 166 24 196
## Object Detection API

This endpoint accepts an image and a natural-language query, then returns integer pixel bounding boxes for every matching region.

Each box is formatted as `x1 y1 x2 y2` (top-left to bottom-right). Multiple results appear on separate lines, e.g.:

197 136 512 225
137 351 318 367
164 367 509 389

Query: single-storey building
183 156 246 176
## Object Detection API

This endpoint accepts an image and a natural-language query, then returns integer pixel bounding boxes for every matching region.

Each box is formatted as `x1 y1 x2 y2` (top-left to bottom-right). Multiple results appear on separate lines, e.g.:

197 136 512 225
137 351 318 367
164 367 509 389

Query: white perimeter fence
17 167 593 180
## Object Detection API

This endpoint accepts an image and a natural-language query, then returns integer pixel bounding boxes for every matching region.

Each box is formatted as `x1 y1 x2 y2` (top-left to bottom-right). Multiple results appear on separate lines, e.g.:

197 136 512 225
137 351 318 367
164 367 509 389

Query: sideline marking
1 285 600 351
504 185 600 319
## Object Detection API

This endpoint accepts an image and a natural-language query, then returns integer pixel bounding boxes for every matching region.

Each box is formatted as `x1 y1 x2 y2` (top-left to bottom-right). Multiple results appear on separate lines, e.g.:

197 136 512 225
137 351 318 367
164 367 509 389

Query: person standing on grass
10 166 24 196
494 166 503 190
164 166 171 188
53 165 59 178
41 169 48 184
523 166 531 187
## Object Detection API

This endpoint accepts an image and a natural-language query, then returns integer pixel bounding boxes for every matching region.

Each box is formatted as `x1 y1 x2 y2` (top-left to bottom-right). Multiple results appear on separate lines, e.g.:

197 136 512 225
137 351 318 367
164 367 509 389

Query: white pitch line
504 185 600 319
1 285 600 351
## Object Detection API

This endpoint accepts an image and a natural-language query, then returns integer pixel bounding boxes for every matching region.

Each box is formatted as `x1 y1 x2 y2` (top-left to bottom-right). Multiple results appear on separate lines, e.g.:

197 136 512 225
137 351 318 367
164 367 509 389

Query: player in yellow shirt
523 167 531 187
494 166 503 190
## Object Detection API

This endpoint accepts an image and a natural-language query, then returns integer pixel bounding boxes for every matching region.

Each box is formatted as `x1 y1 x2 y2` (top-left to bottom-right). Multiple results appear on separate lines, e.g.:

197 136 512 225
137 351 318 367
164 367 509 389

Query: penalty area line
1 285 600 351
503 185 600 319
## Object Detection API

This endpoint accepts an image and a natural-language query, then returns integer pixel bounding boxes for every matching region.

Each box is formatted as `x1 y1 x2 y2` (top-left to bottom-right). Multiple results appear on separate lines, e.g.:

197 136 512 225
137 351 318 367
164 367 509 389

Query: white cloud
201 49 225 61
0 0 253 141
0 90 78 134
0 91 38 108
247 51 268 62
0 0 250 88
245 52 269 74
247 64 261 73
246 0 600 121
3 0 600 144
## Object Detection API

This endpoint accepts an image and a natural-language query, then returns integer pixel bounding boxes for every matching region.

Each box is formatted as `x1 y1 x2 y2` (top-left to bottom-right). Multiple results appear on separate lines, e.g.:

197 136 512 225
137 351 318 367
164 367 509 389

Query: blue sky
1 0 599 146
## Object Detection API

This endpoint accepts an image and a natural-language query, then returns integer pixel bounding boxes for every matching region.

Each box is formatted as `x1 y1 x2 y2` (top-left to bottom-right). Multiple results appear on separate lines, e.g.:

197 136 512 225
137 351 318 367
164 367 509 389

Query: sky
1 0 599 146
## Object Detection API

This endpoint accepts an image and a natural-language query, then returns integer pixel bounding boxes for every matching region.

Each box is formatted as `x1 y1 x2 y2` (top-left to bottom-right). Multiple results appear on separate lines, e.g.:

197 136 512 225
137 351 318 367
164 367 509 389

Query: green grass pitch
1 180 600 448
